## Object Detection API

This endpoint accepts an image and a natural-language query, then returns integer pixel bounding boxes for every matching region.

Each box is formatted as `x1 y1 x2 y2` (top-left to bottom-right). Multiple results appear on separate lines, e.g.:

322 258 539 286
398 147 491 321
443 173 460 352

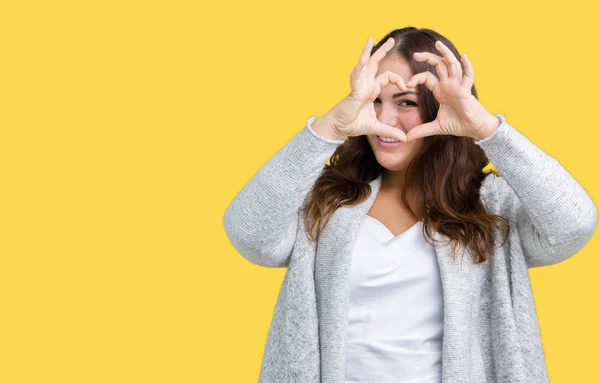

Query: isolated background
1 0 598 381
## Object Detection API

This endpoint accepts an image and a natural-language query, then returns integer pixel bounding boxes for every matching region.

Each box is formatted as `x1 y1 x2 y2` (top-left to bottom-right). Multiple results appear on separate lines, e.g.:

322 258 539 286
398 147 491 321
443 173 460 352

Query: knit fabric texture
223 113 598 382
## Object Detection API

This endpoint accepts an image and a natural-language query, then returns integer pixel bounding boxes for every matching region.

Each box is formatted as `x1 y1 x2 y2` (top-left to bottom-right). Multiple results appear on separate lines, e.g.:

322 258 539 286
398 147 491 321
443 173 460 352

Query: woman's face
367 55 425 173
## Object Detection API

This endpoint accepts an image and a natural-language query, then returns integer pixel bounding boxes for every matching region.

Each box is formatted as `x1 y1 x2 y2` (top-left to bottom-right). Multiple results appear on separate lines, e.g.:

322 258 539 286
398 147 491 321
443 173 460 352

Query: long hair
301 27 509 264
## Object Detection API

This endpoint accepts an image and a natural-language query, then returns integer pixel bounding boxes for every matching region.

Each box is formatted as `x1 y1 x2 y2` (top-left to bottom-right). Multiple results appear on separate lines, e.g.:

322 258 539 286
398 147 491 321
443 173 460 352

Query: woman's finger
460 53 474 90
359 37 373 63
412 51 449 80
368 37 395 74
374 121 408 142
351 38 372 79
406 71 439 92
350 59 366 81
406 120 441 141
375 70 408 93
434 40 463 80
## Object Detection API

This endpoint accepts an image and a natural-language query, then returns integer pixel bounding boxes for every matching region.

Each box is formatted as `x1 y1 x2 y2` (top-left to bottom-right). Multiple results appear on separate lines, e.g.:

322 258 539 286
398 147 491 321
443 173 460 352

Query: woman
223 27 597 383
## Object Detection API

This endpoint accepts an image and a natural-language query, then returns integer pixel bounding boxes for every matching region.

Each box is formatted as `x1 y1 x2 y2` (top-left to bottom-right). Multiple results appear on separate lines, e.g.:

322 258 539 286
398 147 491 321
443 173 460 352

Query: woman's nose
377 104 398 127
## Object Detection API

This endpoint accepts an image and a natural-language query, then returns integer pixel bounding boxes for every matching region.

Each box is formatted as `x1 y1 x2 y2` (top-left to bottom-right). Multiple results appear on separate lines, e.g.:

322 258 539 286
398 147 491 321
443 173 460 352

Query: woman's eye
374 100 417 106
399 100 417 107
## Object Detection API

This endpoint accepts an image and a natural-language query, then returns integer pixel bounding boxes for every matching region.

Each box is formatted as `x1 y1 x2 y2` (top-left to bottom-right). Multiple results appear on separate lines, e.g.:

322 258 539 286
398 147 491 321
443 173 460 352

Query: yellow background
1 0 598 381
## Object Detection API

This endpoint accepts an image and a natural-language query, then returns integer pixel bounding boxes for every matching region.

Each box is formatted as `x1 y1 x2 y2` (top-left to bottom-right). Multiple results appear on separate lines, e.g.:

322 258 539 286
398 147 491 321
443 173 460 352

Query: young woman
223 27 598 383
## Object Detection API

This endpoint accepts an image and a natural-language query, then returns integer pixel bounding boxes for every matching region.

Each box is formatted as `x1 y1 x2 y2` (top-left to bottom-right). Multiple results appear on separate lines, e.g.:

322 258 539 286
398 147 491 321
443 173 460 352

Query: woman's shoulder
480 170 523 217
480 170 500 197
480 171 514 212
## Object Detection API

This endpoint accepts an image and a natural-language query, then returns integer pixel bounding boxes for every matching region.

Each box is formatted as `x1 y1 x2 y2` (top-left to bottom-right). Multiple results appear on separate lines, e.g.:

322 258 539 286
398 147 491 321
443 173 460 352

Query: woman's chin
375 154 410 172
369 135 421 171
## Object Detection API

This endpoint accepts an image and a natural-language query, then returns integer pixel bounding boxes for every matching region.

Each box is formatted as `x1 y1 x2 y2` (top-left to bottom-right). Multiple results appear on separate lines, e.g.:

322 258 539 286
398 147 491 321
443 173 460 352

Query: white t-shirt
345 214 444 383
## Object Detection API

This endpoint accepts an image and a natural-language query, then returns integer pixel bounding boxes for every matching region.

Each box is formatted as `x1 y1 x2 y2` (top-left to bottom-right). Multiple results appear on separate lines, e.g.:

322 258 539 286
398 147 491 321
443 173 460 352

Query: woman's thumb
376 122 407 142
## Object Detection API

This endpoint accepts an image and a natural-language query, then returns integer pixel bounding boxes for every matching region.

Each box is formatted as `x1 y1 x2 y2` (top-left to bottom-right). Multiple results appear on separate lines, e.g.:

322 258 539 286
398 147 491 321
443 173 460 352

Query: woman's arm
222 115 345 268
475 113 598 268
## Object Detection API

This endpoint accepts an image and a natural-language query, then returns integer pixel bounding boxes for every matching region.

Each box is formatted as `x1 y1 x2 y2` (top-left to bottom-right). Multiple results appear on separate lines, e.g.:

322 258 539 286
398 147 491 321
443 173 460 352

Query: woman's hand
405 40 501 141
325 37 409 142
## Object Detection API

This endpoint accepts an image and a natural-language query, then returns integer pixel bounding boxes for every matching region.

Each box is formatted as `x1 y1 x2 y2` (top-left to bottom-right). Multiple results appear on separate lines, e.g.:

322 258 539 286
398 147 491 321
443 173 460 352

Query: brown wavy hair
301 27 510 264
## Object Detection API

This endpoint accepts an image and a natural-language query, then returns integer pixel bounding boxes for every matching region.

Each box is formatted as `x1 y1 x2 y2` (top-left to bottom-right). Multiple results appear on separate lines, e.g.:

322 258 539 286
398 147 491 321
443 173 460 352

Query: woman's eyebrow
392 91 418 98
375 90 419 101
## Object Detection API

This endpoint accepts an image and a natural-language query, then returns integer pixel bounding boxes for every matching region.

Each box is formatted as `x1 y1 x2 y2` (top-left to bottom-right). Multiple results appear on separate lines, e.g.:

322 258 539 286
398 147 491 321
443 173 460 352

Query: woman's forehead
376 56 414 83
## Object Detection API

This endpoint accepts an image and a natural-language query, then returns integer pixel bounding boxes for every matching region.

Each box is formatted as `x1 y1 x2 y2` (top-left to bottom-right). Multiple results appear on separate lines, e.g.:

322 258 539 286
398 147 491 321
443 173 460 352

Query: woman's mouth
376 135 403 148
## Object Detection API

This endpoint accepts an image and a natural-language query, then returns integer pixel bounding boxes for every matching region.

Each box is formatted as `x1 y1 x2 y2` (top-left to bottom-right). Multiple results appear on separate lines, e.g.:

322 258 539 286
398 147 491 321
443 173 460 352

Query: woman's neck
380 168 407 191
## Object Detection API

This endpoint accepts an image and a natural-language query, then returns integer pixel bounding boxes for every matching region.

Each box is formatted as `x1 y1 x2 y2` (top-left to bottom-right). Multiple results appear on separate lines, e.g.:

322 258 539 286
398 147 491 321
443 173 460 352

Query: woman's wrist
311 113 346 141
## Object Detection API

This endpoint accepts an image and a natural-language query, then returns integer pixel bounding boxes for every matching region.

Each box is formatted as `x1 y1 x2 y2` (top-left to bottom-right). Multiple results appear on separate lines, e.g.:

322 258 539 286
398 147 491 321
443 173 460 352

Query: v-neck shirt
345 214 444 383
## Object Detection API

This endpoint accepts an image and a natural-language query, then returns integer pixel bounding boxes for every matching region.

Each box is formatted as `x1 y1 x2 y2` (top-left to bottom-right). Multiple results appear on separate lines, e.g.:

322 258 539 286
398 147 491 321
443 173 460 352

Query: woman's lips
376 135 403 148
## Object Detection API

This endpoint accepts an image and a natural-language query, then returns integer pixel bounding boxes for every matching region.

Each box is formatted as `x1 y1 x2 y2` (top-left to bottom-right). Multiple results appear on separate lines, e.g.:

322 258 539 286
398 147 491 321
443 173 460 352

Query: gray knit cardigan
223 113 598 382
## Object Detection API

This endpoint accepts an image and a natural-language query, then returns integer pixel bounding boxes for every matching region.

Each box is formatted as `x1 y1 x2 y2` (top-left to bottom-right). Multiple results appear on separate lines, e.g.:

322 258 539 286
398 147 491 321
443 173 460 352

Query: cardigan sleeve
222 116 345 268
474 113 598 268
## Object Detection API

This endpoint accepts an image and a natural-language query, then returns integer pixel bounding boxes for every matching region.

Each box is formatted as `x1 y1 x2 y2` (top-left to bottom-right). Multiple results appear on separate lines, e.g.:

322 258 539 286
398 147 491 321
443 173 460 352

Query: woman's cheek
404 115 423 133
